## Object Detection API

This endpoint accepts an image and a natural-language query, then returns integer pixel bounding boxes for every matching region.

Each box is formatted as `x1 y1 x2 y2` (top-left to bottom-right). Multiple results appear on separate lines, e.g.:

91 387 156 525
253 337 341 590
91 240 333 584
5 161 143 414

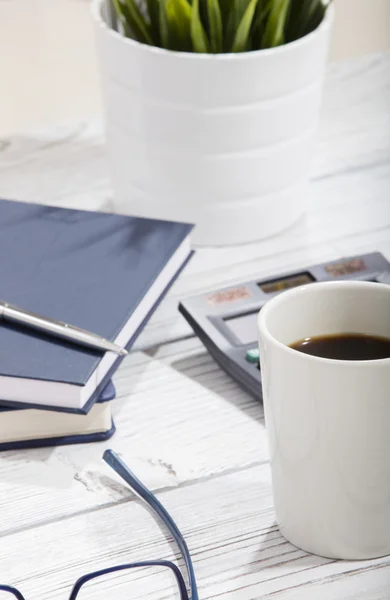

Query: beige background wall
331 0 390 59
0 0 389 136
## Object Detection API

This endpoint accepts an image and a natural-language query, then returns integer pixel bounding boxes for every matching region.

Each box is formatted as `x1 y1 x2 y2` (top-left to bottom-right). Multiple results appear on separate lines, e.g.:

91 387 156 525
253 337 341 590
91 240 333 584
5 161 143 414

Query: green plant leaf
219 0 235 31
251 0 271 43
191 0 211 52
199 0 210 34
284 0 303 40
299 0 325 31
159 0 171 48
207 0 223 52
303 0 329 35
112 0 132 36
225 0 251 51
285 0 328 42
112 0 154 43
146 0 161 44
165 0 192 50
231 0 258 52
113 0 331 54
123 0 154 43
261 0 290 47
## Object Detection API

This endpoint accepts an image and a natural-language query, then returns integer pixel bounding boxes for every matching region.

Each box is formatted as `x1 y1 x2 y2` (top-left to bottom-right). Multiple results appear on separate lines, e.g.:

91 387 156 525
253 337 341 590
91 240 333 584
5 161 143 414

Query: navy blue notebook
0 380 116 451
0 199 193 412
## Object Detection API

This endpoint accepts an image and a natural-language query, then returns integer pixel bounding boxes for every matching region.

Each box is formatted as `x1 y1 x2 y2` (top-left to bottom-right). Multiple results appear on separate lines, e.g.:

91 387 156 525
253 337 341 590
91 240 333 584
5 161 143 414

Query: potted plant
93 0 333 245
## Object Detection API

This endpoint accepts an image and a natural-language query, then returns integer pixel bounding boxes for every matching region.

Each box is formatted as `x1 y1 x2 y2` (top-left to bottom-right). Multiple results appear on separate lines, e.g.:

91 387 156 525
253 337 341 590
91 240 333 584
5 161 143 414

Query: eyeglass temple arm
103 450 198 600
0 585 26 600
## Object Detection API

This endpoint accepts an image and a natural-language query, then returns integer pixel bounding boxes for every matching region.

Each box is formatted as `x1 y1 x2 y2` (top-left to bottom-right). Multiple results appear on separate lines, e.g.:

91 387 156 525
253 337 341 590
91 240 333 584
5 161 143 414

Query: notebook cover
0 420 116 451
0 198 192 405
0 250 193 414
93 379 116 403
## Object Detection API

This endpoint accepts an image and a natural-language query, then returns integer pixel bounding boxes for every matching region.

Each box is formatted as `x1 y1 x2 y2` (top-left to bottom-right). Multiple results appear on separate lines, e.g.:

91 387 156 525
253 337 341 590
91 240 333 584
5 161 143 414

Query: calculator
179 252 390 400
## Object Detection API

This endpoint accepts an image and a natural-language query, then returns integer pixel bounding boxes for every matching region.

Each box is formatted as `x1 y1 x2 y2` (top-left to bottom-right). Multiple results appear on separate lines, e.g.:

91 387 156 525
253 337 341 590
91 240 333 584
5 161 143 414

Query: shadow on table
168 348 264 424
248 522 336 576
0 444 77 490
0 352 153 491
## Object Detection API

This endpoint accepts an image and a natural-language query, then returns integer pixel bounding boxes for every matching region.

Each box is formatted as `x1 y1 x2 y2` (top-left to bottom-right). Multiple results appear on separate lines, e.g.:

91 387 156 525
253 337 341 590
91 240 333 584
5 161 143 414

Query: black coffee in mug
290 333 390 361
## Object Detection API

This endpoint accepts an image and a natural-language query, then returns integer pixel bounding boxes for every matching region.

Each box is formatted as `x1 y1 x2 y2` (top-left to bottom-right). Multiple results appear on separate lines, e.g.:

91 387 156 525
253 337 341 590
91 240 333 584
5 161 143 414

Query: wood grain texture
0 338 265 534
0 52 389 600
1 465 390 600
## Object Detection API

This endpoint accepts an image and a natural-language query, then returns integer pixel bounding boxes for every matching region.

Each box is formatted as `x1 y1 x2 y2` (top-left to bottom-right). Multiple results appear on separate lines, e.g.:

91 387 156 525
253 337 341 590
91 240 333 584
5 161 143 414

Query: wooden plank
0 337 266 534
261 566 390 600
314 54 390 177
1 464 389 600
0 122 109 212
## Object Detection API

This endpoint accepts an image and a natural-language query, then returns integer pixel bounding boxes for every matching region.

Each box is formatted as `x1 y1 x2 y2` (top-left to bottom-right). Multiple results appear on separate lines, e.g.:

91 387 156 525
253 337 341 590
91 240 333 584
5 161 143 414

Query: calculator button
245 348 260 363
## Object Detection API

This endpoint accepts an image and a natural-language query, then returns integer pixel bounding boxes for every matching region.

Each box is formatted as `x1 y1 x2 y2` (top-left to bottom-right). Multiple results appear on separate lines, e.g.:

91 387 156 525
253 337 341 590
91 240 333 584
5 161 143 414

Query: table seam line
0 457 269 539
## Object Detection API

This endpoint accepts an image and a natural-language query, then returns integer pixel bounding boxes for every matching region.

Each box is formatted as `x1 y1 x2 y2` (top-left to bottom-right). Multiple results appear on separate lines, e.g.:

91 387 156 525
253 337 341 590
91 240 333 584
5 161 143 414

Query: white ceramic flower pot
93 0 333 246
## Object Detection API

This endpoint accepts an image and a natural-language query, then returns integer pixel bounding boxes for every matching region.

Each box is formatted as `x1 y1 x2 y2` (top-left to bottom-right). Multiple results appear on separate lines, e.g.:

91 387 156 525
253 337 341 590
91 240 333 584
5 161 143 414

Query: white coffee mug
257 281 390 559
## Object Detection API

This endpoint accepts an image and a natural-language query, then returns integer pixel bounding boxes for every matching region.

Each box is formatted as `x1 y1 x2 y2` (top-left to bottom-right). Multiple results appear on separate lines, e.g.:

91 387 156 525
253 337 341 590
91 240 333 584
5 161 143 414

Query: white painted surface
0 52 389 598
93 0 332 245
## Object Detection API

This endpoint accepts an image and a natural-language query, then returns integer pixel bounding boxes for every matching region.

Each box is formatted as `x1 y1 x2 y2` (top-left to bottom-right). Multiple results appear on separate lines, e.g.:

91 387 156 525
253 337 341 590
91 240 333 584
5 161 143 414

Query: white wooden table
1 53 390 600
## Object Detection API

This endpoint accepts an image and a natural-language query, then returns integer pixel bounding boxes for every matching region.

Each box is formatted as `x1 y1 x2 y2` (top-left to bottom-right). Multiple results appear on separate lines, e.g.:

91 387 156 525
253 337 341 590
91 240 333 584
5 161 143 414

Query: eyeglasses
0 450 198 600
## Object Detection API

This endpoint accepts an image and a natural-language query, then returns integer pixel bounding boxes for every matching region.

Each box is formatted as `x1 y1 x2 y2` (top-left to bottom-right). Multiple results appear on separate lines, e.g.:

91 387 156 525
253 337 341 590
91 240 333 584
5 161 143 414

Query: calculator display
224 311 259 344
259 272 314 294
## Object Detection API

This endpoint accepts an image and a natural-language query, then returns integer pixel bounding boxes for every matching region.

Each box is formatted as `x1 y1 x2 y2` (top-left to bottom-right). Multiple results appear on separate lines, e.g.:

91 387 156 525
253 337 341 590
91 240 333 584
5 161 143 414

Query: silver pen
0 300 128 356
